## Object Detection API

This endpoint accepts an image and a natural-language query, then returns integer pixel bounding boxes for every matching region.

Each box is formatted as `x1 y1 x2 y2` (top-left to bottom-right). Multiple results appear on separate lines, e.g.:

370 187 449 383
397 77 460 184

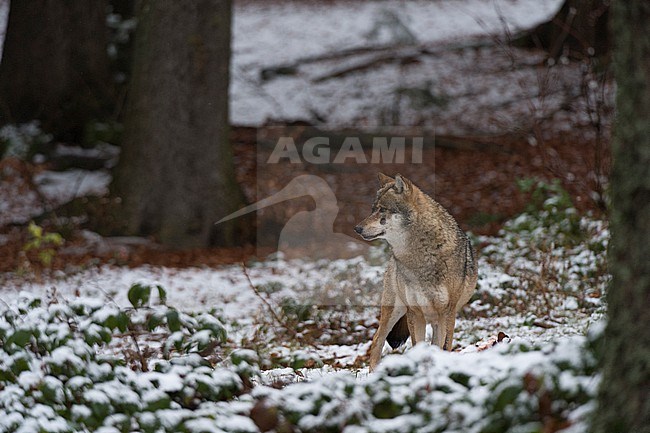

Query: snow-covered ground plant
236 178 608 361
0 291 257 433
0 178 609 432
0 288 603 433
472 179 608 326
250 330 602 433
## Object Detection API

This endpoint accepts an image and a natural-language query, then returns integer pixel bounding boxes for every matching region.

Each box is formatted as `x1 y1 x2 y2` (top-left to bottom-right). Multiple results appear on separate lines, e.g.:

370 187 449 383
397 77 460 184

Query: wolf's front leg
424 308 446 349
432 310 456 350
368 305 406 372
406 308 426 345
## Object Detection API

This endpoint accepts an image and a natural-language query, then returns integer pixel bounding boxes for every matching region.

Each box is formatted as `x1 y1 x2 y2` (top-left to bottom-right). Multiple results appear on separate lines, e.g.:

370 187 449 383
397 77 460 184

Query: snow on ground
0 158 608 373
0 165 111 226
230 0 584 132
232 0 562 76
0 255 378 357
34 170 110 203
1 209 608 373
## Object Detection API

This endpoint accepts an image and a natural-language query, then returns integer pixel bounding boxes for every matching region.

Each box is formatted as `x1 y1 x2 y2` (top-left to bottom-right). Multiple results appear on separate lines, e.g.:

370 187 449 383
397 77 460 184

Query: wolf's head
354 173 417 244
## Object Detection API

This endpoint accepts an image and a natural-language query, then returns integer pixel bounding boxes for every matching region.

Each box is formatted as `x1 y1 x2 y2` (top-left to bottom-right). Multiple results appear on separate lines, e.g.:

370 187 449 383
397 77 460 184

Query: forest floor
0 0 611 381
0 132 609 430
0 1 612 430
0 121 610 355
0 122 608 272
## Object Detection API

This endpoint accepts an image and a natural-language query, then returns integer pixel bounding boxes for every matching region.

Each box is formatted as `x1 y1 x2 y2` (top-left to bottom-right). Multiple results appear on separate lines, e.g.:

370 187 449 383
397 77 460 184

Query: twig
312 51 420 83
241 262 295 337
127 324 149 372
232 65 285 116
547 7 577 60
90 281 150 370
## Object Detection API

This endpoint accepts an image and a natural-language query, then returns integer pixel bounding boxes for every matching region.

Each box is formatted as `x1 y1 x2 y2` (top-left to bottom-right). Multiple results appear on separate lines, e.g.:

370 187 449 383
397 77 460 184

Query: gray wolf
354 173 478 371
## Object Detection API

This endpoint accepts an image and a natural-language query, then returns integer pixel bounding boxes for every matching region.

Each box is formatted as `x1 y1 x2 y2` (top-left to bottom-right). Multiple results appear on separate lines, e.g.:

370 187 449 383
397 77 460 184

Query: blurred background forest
0 0 611 266
1 2 649 432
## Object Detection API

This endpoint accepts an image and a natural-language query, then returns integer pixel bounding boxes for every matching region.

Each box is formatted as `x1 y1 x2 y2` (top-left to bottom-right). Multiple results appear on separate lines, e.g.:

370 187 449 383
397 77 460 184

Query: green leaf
99 328 112 344
373 398 402 419
449 372 471 388
23 239 39 251
197 314 227 343
10 329 32 347
156 285 167 305
166 309 181 332
147 312 164 331
145 394 171 411
10 355 30 374
84 329 101 346
230 349 259 367
38 249 55 267
493 384 522 411
116 311 129 332
43 232 63 246
28 221 43 238
128 283 151 309
0 366 15 381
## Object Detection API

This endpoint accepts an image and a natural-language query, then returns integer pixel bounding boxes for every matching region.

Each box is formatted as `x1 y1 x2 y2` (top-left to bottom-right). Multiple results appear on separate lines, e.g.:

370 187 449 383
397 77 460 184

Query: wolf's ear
394 174 412 194
377 173 394 186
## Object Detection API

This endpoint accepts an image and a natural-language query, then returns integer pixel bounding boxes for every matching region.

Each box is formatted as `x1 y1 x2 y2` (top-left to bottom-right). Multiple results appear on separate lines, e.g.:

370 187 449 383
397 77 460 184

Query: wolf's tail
387 315 410 349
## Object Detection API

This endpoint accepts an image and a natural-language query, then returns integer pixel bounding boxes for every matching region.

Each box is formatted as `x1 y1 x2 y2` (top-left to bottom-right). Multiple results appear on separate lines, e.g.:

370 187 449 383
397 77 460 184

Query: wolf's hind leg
442 311 456 351
369 305 406 371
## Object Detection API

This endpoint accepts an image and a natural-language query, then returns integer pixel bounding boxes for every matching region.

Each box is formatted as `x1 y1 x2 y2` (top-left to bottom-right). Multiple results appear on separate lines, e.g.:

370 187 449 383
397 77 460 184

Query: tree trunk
111 0 250 249
593 1 650 432
516 0 610 59
0 0 112 141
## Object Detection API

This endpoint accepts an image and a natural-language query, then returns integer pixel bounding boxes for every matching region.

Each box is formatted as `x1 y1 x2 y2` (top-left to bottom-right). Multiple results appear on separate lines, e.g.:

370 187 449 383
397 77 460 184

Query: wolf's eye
380 216 387 225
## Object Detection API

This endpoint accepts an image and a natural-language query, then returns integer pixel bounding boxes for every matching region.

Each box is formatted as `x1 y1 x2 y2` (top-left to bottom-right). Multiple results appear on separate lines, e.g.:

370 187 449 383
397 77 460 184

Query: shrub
0 290 256 433
252 334 601 433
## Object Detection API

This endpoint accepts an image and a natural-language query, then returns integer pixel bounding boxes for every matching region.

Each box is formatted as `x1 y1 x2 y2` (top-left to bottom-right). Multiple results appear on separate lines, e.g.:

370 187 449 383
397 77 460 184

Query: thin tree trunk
0 0 112 141
515 0 610 59
593 1 650 432
111 0 250 248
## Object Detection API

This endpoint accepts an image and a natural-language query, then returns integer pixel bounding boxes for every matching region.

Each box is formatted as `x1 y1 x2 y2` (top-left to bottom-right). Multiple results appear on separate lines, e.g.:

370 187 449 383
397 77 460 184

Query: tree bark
0 0 112 141
516 0 610 59
111 0 250 248
593 1 650 432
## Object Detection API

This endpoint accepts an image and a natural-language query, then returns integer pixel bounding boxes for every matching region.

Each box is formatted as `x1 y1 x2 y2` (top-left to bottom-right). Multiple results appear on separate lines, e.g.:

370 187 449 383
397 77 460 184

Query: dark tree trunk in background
108 0 136 85
517 0 610 59
593 1 650 432
0 0 112 141
111 0 250 249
